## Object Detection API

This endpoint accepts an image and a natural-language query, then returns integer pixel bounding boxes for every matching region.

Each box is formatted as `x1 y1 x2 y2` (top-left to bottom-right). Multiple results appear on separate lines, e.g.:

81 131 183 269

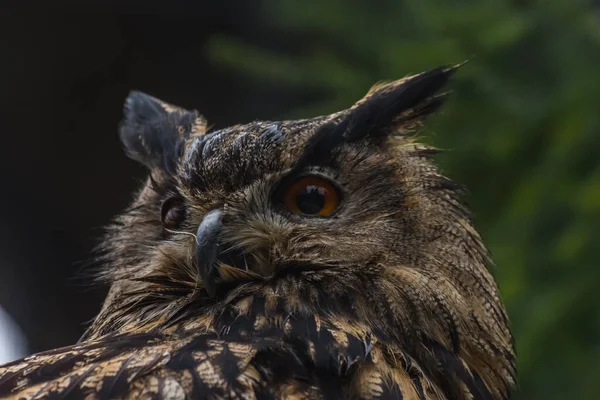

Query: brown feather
0 65 515 400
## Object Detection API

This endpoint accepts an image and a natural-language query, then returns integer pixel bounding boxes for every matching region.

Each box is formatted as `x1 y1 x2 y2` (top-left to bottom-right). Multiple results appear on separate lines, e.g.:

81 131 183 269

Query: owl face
176 121 410 290
110 67 456 300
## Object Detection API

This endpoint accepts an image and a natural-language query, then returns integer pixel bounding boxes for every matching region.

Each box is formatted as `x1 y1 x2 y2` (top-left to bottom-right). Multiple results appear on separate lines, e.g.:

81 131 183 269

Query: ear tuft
123 91 170 126
119 91 202 173
340 63 463 141
293 64 464 170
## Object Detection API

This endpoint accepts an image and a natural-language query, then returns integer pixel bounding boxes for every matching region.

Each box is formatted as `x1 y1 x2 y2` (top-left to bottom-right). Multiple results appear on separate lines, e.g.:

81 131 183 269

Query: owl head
87 65 515 396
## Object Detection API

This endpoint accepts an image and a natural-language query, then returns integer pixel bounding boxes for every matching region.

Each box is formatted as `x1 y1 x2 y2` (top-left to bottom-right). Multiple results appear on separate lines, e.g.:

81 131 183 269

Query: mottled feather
0 65 516 400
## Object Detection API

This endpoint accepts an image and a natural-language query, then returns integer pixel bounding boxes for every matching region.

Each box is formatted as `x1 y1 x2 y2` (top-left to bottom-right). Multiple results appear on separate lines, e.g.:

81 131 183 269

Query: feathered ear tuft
339 63 463 141
295 64 464 168
119 91 206 173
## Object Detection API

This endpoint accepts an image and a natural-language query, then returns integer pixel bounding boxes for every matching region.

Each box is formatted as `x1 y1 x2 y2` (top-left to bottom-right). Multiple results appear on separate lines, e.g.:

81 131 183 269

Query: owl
0 65 516 399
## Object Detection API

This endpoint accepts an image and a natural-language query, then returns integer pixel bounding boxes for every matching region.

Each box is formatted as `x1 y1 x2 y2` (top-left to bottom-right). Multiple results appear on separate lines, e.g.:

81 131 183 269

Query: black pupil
296 185 326 214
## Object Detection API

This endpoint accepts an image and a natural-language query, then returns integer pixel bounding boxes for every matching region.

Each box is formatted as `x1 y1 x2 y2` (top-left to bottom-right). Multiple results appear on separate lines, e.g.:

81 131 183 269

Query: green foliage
207 1 600 398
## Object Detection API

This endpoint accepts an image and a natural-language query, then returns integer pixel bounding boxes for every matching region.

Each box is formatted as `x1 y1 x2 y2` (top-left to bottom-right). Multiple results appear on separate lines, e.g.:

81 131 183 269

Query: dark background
1 1 599 399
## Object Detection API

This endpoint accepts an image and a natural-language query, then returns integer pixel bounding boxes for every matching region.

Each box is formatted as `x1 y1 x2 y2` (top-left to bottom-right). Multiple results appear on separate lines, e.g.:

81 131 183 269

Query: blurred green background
1 1 599 398
207 1 600 398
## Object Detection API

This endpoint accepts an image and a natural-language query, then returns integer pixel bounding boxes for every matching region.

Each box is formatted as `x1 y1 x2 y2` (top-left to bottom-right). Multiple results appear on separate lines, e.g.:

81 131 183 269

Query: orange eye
282 176 340 216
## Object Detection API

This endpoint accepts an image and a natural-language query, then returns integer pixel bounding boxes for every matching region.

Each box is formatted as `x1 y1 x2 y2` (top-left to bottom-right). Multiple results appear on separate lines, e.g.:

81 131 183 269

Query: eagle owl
0 65 516 399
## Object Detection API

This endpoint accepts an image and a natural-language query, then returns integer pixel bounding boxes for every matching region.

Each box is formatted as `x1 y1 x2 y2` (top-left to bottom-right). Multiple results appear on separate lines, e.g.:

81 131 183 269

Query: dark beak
195 209 223 298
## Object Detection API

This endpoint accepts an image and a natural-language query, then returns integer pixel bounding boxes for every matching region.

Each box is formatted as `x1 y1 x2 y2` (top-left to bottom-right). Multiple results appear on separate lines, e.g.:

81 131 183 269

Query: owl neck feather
87 262 513 399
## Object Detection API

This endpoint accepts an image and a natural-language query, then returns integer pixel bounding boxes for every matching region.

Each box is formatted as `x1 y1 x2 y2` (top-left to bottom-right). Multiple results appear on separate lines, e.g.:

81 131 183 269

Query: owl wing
0 332 277 399
0 315 491 399
0 316 376 399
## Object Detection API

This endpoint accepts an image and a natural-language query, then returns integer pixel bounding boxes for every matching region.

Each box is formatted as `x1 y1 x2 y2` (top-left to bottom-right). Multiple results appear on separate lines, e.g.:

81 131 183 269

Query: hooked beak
195 209 223 298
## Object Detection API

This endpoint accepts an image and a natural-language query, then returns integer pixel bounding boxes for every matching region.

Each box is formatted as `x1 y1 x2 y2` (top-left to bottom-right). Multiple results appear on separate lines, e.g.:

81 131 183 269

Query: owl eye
281 176 340 217
161 196 186 229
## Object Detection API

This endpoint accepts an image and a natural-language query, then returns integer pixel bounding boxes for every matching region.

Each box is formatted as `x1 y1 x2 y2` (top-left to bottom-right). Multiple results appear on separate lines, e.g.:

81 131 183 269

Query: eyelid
274 167 342 199
283 166 342 184
160 195 186 228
